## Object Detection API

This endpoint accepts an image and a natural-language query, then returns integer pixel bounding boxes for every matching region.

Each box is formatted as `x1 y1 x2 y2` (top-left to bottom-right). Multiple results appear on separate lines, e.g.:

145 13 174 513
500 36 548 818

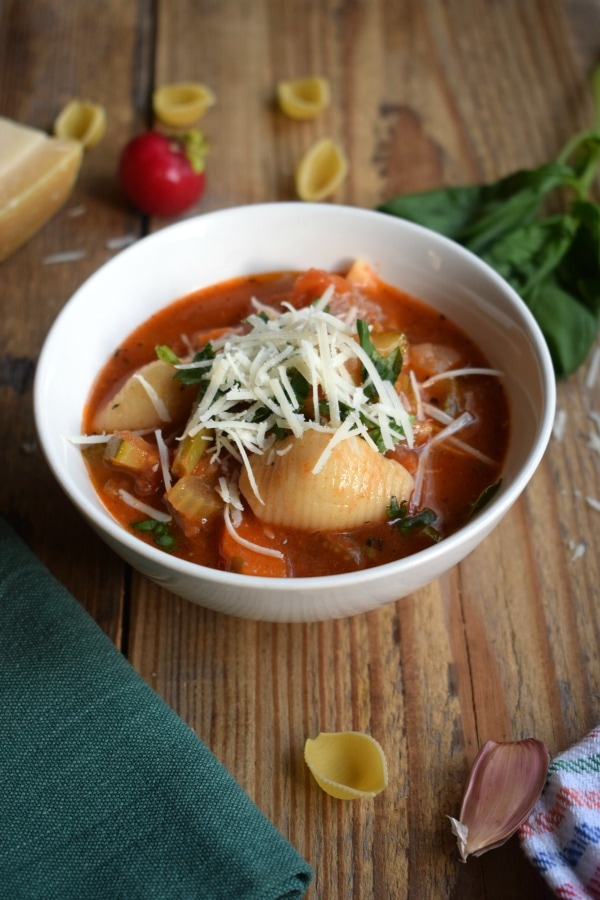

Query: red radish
119 129 207 217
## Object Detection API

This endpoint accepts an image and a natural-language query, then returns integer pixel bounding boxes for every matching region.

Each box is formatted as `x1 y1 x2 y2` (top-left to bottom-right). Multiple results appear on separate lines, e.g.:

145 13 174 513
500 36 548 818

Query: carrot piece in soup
292 268 350 304
219 513 289 578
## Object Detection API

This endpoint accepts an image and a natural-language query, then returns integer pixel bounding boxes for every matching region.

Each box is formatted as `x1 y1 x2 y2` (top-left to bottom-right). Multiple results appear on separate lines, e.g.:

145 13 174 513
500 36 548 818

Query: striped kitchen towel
520 726 600 899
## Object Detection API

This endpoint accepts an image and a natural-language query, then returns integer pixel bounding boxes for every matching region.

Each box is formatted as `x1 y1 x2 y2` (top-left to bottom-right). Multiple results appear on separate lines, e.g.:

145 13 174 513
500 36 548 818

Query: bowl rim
34 202 557 593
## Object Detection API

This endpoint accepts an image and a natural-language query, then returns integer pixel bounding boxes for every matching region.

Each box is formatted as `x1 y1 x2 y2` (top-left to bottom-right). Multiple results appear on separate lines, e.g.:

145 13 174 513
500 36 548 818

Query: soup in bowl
34 203 555 621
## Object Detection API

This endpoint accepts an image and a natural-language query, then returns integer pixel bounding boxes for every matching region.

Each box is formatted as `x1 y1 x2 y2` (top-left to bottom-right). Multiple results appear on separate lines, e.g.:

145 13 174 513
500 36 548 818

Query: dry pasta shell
295 138 348 202
153 82 216 127
304 731 389 800
53 100 106 149
277 76 331 120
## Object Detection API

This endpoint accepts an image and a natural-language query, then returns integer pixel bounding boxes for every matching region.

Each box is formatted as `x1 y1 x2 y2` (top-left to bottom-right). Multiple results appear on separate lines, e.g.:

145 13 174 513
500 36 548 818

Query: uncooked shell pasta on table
304 731 389 799
277 76 331 120
295 137 348 201
152 83 216 127
53 100 106 149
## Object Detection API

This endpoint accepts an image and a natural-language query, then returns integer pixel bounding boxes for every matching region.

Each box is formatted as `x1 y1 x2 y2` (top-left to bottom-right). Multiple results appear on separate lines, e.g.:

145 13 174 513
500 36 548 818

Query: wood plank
0 0 152 641
138 2 599 897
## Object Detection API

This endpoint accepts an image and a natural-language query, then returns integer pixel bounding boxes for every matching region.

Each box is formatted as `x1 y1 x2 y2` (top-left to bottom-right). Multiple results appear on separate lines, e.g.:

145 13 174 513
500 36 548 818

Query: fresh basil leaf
378 164 573 255
378 185 484 239
459 164 574 255
174 343 216 385
559 200 600 315
480 214 577 297
378 66 600 376
527 279 598 377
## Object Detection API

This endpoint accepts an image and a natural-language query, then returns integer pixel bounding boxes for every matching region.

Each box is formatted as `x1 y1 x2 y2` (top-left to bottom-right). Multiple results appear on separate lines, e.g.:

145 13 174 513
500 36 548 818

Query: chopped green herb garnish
131 518 175 551
289 370 310 407
176 344 216 386
387 496 441 541
130 517 157 533
356 319 403 399
270 423 292 440
468 480 503 520
155 344 181 366
156 342 215 387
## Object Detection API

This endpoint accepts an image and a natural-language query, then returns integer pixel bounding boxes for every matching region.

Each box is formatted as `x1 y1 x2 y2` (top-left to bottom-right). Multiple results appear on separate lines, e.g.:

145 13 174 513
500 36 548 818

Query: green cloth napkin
0 517 313 899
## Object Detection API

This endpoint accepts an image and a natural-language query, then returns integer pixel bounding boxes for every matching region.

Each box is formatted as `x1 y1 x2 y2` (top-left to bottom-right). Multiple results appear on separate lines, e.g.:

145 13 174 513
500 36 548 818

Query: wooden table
2 2 599 897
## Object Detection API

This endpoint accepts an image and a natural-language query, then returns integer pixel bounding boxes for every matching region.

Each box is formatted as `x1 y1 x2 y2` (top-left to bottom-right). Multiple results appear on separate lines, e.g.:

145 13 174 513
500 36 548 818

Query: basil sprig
378 66 600 378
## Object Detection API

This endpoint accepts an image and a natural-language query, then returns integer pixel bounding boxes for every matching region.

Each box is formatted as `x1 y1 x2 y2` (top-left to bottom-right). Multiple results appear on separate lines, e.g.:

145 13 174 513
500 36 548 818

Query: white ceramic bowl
34 203 556 622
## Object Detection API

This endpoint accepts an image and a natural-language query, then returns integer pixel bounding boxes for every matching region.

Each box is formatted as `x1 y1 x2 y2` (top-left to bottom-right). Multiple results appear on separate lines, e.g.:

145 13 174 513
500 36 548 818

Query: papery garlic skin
450 738 550 862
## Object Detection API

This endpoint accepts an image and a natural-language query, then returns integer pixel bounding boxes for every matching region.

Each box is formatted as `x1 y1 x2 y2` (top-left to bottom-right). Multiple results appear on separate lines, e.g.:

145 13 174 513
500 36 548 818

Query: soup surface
81 263 510 577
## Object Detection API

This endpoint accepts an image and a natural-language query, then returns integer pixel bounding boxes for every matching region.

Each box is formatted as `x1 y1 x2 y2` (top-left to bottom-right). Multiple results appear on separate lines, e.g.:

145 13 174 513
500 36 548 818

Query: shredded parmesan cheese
421 367 504 389
67 433 110 444
68 429 154 444
117 489 172 522
154 429 172 491
106 234 137 250
421 402 497 465
217 476 244 511
223 504 284 559
42 250 86 265
409 369 424 421
553 407 567 441
412 411 475 509
568 539 587 561
180 299 416 496
133 372 172 422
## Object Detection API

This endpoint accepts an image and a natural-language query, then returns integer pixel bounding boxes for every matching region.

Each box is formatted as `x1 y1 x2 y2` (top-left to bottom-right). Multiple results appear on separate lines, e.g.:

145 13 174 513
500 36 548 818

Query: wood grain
1 0 598 896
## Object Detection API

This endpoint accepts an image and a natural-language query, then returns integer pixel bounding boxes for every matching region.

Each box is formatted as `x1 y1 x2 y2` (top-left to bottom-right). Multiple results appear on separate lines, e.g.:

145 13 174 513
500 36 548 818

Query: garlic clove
449 738 549 862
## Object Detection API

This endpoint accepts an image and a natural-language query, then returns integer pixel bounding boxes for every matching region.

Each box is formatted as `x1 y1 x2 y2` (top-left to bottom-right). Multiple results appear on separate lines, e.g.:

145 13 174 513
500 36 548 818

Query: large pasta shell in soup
92 359 197 432
239 430 414 531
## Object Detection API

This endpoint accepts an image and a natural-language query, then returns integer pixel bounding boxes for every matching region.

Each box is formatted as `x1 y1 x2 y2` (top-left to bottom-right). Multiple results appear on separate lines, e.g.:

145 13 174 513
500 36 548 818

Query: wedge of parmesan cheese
0 116 83 263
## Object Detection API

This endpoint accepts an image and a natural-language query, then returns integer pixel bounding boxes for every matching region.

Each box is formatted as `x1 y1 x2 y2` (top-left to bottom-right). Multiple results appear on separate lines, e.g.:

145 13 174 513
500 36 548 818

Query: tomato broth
82 268 510 578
